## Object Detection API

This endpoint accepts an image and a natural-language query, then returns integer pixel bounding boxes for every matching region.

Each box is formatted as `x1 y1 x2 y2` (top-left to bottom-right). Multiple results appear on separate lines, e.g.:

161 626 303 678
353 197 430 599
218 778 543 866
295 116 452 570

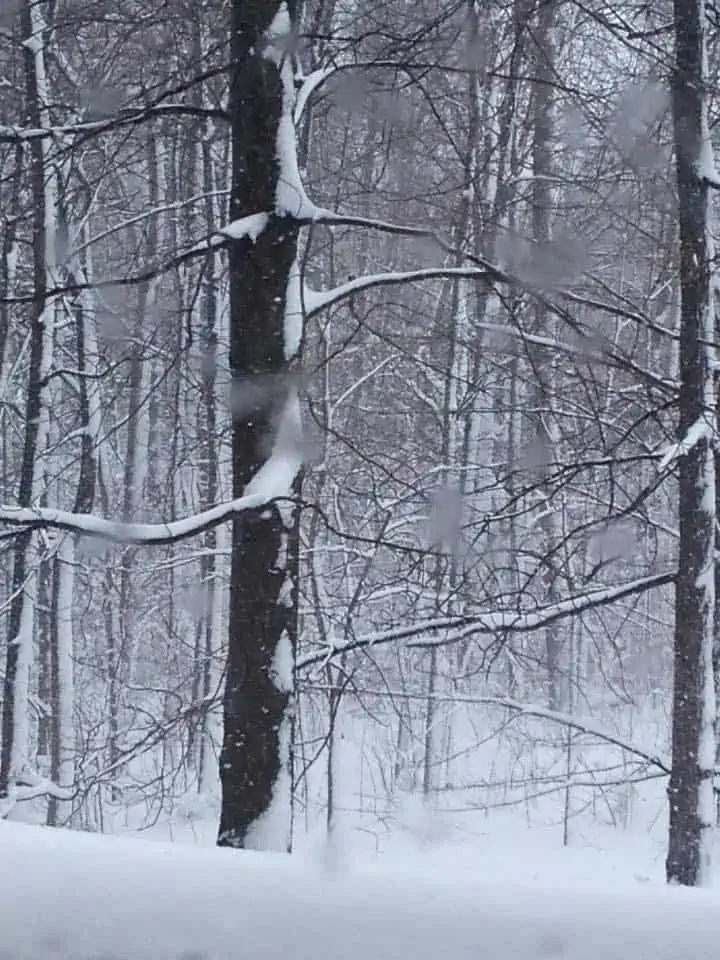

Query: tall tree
666 0 717 887
0 0 56 799
218 0 302 850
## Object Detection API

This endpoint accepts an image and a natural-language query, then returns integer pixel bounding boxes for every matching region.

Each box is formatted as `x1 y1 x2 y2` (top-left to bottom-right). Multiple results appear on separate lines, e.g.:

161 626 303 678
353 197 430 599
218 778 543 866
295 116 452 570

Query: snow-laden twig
220 212 269 243
297 571 674 670
0 103 226 144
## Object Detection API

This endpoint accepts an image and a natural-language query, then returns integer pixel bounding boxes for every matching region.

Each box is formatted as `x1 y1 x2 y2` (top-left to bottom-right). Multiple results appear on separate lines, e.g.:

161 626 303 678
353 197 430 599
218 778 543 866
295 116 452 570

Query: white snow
271 630 294 695
0 820 719 959
243 388 303 505
261 3 317 221
657 415 713 472
219 212 269 242
698 136 719 184
294 66 335 124
244 713 293 852
698 24 720 186
284 258 303 359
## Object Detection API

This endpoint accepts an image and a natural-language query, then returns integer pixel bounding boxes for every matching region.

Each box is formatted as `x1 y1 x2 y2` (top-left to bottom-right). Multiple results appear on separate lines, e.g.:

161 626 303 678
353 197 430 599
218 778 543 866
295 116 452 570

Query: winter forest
2 0 720 896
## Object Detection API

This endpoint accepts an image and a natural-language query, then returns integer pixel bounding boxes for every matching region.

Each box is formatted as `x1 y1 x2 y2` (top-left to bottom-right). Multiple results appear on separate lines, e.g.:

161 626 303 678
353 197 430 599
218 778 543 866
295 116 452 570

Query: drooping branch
303 267 492 314
301 685 671 775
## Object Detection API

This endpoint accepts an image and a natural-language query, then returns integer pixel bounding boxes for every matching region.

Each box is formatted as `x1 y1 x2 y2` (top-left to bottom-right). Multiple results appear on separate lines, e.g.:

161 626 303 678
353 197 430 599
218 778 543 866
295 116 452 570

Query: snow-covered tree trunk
527 0 561 709
47 535 75 825
0 142 22 391
666 0 717 887
218 0 302 850
0 0 56 798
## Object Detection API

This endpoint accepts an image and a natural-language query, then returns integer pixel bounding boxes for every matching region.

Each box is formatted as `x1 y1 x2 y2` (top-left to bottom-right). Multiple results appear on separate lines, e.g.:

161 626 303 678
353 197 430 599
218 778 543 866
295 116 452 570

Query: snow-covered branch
297 571 674 670
219 206 677 374
0 772 74 819
0 487 296 546
0 232 221 305
304 267 492 315
0 103 227 143
472 697 670 773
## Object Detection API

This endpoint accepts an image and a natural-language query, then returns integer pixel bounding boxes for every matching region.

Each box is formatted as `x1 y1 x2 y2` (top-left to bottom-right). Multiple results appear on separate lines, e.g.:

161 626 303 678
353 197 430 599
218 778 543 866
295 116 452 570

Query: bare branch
301 684 671 774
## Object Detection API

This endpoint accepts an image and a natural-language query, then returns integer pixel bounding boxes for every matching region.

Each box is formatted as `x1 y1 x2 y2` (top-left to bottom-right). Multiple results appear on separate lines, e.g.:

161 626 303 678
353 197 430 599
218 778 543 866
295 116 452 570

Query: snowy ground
7 697 717 958
1 817 719 960
116 785 667 881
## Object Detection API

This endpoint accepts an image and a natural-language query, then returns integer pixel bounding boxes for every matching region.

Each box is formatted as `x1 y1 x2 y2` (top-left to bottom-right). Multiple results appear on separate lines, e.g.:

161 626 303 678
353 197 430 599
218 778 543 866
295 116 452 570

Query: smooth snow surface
1 821 719 960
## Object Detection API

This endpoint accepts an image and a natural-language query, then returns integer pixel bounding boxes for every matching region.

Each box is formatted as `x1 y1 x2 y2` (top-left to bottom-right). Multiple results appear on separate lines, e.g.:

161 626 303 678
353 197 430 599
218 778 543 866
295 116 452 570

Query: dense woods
0 0 718 886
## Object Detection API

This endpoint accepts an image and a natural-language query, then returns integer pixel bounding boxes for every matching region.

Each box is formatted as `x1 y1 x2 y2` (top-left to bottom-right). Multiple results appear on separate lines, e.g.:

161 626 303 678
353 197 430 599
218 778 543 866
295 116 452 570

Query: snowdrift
0 821 719 959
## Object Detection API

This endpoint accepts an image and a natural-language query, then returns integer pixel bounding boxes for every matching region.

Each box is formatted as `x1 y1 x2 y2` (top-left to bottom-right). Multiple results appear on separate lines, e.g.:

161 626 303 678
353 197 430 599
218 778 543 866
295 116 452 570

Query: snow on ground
1 817 719 960
125 788 671 886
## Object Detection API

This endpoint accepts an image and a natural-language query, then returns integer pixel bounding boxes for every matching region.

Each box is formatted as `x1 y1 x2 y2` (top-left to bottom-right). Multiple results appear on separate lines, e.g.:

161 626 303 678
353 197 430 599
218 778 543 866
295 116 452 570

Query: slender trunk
0 142 23 392
422 646 437 796
109 132 160 793
527 0 561 709
47 536 75 825
189 34 222 780
0 0 55 796
666 0 717 887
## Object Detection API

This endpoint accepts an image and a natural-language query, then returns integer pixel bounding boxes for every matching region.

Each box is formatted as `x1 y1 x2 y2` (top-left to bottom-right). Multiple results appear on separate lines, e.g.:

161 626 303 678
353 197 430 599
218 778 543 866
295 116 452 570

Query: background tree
0 0 716 888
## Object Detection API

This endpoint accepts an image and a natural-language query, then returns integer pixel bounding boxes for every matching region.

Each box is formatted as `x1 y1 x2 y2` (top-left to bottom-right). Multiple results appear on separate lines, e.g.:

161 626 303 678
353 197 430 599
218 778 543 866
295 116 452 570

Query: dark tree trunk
218 0 301 850
666 0 717 887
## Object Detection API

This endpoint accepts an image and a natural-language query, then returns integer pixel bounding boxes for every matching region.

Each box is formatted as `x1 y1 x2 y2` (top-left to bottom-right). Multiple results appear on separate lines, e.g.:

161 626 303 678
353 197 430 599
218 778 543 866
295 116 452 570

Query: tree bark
666 0 717 887
218 0 301 851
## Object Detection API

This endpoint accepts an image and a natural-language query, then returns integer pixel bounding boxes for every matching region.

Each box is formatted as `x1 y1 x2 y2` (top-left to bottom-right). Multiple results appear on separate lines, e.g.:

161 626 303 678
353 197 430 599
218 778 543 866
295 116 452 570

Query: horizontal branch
0 103 227 143
0 772 74 818
0 233 221 305
0 490 295 546
297 571 674 669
